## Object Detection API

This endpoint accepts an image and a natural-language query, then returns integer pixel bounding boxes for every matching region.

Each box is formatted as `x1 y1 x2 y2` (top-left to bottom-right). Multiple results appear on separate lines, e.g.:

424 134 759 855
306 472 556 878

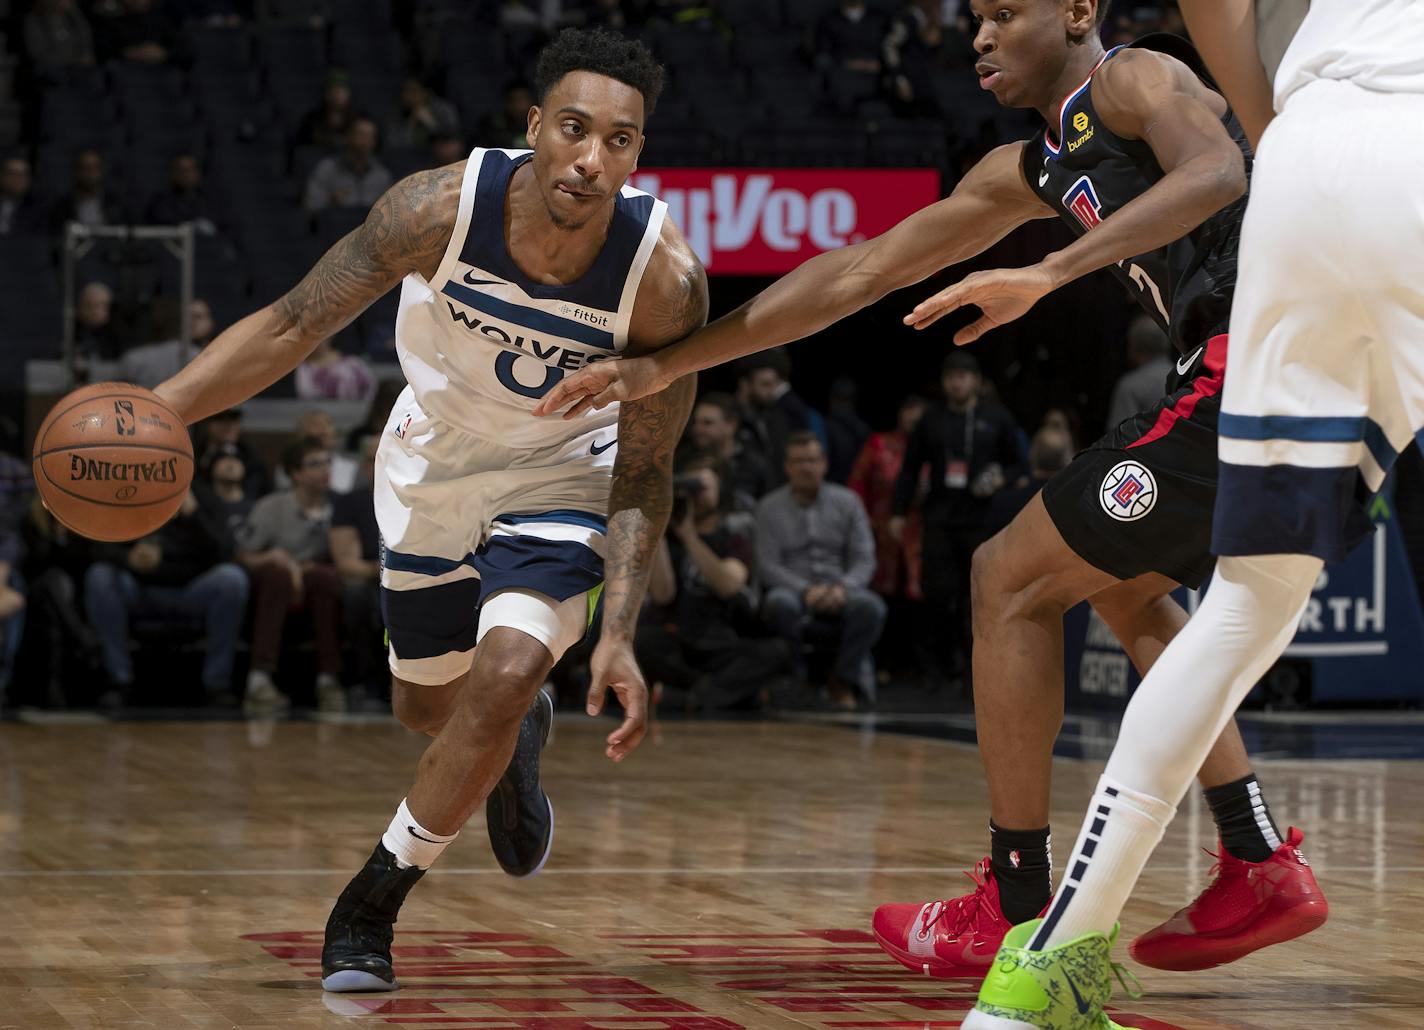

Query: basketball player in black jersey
537 0 1328 978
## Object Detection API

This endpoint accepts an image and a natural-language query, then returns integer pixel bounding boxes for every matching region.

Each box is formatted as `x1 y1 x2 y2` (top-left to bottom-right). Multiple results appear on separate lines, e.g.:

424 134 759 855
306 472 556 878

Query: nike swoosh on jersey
1039 170 1050 186
590 439 616 455
1176 345 1205 375
463 271 504 287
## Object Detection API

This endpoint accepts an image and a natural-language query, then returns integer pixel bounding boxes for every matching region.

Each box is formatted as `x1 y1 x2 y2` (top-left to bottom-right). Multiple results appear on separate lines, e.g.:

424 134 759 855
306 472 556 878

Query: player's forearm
1180 0 1276 149
601 376 697 640
153 305 321 424
1039 154 1245 291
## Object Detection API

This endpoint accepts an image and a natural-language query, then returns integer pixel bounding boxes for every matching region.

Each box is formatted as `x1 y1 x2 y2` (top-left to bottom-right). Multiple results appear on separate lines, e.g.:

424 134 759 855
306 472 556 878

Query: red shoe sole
871 926 991 979
1130 895 1330 972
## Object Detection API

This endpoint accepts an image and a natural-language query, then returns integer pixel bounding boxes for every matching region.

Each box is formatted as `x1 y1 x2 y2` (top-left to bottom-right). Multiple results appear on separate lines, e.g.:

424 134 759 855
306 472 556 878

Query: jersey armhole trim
430 148 485 288
613 198 670 345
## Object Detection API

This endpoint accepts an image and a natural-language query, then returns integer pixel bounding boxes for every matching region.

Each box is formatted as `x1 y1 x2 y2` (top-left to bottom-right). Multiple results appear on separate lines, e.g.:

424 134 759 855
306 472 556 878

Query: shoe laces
1110 960 1143 1001
917 859 996 940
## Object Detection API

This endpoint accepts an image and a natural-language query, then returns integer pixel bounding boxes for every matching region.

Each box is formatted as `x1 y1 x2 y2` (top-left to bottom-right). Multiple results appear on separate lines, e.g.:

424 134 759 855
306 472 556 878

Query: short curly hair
534 28 665 118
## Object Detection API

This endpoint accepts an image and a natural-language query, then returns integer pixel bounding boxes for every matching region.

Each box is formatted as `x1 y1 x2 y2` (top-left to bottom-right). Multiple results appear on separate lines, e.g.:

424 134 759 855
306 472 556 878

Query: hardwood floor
0 716 1418 1029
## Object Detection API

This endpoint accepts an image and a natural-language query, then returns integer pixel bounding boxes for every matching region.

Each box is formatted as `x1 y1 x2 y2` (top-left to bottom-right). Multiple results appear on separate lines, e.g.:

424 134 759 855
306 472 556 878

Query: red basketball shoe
1130 826 1329 971
872 859 1026 977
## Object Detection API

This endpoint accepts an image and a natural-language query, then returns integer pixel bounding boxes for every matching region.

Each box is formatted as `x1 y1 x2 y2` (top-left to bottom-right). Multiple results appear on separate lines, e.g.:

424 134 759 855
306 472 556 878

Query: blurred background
2 0 1422 724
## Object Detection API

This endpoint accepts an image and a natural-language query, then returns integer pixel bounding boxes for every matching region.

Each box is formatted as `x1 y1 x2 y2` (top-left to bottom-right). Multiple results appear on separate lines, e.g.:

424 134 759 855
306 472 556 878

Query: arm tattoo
273 166 459 343
601 262 707 638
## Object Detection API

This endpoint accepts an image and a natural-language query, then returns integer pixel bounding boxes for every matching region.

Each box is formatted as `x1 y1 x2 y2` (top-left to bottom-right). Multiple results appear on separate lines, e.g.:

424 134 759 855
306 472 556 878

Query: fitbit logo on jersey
628 169 940 275
68 453 180 483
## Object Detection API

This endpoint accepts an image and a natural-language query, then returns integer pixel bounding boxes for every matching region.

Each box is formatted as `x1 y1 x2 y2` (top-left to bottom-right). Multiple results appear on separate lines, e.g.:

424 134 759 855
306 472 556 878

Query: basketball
31 382 194 543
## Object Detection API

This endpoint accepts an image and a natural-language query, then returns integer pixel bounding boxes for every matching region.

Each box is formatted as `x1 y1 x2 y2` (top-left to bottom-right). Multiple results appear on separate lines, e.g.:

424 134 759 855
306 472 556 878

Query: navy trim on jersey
493 509 609 533
440 278 616 350
381 577 482 659
459 150 658 307
1219 413 1396 470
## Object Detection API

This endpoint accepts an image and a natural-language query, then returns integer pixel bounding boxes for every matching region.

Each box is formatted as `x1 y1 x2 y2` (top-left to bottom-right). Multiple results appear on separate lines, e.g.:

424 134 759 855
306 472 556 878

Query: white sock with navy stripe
382 798 459 870
1031 775 1175 951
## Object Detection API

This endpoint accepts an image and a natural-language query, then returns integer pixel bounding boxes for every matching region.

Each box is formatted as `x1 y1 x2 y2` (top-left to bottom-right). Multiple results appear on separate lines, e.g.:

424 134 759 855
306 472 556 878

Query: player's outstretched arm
532 143 1050 418
585 225 706 762
1179 0 1276 149
909 50 1248 339
154 165 461 424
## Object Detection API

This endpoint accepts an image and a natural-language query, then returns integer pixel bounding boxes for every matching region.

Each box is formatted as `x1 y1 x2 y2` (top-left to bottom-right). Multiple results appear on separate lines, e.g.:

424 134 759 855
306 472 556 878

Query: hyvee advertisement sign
630 168 942 275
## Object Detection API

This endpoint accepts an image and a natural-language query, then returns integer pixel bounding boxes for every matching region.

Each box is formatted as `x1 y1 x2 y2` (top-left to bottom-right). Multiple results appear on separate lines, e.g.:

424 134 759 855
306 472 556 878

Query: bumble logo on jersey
1073 111 1089 132
1068 109 1095 153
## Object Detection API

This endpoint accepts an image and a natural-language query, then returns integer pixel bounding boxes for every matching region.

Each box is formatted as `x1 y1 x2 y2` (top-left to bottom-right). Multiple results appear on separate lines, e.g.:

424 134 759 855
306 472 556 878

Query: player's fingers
585 678 608 717
905 286 969 330
606 715 646 761
954 315 995 346
562 395 599 421
532 379 582 417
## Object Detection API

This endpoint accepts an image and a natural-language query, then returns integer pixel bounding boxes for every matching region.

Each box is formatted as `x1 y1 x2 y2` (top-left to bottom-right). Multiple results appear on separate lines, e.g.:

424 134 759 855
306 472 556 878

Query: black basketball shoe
321 843 426 992
486 684 555 877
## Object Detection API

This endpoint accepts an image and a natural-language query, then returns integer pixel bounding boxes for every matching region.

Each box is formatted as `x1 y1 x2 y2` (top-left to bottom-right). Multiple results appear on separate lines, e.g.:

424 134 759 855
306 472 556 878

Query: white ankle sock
1031 775 1176 949
381 798 458 870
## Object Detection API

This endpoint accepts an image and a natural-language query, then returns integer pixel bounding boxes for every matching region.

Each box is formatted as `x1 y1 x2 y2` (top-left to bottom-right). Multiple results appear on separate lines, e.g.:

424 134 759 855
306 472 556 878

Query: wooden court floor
0 716 1420 1029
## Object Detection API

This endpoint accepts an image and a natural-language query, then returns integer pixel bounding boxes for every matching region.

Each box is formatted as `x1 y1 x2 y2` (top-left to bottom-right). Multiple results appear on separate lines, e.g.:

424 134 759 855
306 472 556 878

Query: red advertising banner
627 168 942 276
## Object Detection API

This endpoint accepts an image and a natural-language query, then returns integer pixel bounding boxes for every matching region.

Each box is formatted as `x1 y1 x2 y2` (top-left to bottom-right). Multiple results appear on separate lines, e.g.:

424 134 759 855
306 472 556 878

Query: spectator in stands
121 297 214 388
0 447 32 709
682 391 771 509
296 68 355 152
236 435 345 713
1040 405 1080 450
258 0 329 27
985 425 1074 538
99 0 179 66
206 443 257 536
189 0 246 28
385 76 460 151
429 132 464 168
642 455 793 713
145 153 218 234
51 149 126 231
737 348 816 487
849 394 926 601
815 0 887 73
330 434 382 703
893 351 1024 683
23 0 96 82
20 496 97 709
296 337 377 404
825 376 871 484
1106 314 1173 430
757 432 884 709
73 281 120 360
304 116 392 213
197 408 272 498
0 155 45 237
278 409 360 493
84 487 249 708
480 82 534 151
884 0 972 112
582 0 628 31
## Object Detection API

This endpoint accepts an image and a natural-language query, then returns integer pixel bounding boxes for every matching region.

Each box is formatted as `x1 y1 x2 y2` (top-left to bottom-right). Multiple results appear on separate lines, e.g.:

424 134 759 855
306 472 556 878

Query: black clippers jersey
1021 38 1252 357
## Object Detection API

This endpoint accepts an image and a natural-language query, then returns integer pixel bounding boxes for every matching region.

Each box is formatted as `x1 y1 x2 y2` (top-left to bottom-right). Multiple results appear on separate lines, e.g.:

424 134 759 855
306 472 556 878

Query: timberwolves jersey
1022 40 1251 359
393 148 668 451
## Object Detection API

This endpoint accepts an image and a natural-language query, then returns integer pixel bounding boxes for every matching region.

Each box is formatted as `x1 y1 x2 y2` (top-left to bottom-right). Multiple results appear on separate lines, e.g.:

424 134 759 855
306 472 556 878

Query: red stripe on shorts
1126 333 1229 451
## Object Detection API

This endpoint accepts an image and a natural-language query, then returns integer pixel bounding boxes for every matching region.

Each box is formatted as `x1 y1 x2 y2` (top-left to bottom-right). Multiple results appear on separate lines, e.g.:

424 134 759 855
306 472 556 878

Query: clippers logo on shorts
1062 175 1104 231
1100 460 1157 522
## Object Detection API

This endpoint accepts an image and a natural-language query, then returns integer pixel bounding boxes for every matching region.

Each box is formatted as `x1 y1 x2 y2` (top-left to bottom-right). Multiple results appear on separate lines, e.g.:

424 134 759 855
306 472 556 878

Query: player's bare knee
391 679 454 735
463 653 547 725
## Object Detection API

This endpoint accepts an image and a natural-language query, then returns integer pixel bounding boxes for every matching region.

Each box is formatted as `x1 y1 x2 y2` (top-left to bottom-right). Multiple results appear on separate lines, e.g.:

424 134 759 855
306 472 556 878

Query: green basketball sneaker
961 919 1143 1030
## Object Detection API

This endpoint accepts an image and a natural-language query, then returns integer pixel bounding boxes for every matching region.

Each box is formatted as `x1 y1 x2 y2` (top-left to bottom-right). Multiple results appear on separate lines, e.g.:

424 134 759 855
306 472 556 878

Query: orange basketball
32 382 195 542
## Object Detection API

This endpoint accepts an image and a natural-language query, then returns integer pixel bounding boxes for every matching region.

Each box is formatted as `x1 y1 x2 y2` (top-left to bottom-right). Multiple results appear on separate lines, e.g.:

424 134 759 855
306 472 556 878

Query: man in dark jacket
84 485 248 707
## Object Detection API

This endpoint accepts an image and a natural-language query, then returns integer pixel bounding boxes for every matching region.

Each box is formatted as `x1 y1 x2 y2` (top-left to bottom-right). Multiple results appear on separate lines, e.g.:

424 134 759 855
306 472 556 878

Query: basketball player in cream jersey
953 2 1424 1027
154 29 706 992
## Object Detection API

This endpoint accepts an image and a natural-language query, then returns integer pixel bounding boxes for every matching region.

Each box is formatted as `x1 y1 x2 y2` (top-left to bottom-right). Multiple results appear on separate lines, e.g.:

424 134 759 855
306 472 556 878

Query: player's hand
532 356 669 420
585 635 649 762
905 264 1056 342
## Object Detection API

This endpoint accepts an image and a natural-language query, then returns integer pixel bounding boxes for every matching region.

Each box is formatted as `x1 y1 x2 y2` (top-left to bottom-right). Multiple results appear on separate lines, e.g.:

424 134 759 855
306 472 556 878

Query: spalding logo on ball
32 382 194 542
1099 459 1157 522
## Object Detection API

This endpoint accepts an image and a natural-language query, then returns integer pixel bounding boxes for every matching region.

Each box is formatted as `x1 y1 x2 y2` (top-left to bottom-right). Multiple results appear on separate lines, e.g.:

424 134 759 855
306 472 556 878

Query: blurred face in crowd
897 396 926 434
299 411 336 450
171 155 200 192
77 282 112 329
210 453 246 492
785 439 828 494
746 367 783 409
505 84 534 121
942 368 979 407
74 150 103 193
325 79 352 112
968 0 1096 110
292 448 332 493
348 118 378 160
401 78 429 111
1 158 31 200
689 465 722 517
528 71 644 232
431 135 462 165
690 402 736 452
1041 407 1072 436
189 298 214 343
209 413 242 444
